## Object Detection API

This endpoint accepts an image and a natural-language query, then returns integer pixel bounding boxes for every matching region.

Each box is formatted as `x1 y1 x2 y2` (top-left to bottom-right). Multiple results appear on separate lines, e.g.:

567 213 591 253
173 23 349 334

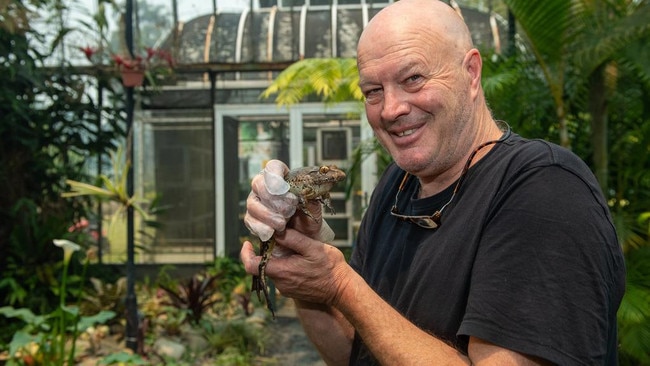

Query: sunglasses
389 125 511 229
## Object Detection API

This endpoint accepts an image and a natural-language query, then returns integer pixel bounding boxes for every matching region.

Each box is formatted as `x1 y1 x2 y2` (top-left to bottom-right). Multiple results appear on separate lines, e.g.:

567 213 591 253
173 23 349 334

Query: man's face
357 30 476 179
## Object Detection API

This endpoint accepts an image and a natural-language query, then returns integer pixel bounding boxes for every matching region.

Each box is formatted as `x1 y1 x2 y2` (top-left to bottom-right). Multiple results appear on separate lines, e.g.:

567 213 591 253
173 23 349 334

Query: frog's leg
252 238 276 319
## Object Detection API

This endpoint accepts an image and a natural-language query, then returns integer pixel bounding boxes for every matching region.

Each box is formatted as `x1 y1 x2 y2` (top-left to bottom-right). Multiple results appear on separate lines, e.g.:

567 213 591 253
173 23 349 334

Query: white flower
53 239 81 251
53 239 81 263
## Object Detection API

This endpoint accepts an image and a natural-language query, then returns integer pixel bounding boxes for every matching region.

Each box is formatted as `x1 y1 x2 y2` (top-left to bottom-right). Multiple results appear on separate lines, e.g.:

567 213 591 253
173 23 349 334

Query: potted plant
80 46 175 87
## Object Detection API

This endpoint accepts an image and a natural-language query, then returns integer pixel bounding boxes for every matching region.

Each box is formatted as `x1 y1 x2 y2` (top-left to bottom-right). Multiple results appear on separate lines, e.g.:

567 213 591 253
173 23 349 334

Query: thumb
240 241 260 275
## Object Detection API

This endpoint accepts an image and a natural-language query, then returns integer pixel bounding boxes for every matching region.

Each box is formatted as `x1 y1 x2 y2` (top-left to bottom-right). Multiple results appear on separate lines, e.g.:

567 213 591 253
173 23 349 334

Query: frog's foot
252 239 276 319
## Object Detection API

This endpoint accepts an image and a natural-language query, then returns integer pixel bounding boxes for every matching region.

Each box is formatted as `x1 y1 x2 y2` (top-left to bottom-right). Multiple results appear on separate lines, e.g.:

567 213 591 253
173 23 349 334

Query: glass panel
301 113 361 247
221 108 363 253
237 118 291 244
126 110 215 264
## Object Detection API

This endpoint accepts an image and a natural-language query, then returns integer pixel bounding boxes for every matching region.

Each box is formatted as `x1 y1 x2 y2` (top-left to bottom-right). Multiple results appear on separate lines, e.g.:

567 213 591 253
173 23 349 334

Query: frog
252 165 346 319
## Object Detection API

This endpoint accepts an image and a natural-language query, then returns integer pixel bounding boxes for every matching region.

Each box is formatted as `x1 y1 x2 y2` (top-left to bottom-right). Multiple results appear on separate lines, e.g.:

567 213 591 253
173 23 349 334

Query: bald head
358 0 474 59
355 0 496 180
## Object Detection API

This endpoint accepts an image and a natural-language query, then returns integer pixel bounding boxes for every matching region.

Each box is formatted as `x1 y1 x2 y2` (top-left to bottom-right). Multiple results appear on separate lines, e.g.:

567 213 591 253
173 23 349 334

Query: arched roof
148 1 509 108
164 1 508 65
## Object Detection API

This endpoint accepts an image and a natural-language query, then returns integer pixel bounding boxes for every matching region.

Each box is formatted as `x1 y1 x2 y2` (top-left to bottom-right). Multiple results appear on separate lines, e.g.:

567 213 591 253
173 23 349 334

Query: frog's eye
319 166 330 174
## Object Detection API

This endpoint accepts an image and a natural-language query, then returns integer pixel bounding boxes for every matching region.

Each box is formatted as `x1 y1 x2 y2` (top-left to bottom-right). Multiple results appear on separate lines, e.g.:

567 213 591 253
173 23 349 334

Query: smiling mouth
396 128 417 137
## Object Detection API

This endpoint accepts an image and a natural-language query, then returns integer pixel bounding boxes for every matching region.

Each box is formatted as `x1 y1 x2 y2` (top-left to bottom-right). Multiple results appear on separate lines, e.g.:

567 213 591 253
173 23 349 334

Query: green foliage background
1 0 649 363
0 0 127 339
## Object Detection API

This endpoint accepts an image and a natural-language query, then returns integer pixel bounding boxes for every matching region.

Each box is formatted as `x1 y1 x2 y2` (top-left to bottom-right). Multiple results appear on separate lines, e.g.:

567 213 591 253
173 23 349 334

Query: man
241 0 626 364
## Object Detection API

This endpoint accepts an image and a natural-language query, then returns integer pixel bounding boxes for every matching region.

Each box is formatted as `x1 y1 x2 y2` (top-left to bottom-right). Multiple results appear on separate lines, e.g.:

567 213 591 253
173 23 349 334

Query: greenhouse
127 0 509 263
3 0 648 363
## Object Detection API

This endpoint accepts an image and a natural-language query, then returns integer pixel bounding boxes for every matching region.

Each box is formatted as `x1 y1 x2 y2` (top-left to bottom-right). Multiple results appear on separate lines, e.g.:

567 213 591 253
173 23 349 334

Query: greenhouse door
214 102 370 257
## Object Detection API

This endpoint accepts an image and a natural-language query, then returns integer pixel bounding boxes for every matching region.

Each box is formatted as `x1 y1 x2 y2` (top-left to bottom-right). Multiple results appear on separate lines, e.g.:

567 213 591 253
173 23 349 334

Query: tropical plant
73 0 175 88
617 244 650 365
62 146 160 228
345 138 392 198
0 240 115 366
157 257 251 326
503 0 650 190
260 58 362 106
0 0 126 342
159 271 226 325
498 1 650 363
79 277 127 325
259 58 374 198
209 256 256 316
201 317 269 365
60 143 166 354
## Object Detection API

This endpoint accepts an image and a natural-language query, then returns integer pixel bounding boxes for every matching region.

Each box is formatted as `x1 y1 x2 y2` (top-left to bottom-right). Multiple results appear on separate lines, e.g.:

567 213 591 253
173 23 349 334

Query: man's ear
463 49 482 99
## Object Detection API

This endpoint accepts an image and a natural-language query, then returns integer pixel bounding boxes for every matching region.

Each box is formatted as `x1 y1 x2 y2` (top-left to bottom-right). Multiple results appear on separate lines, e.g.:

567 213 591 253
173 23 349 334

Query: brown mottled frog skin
252 165 346 318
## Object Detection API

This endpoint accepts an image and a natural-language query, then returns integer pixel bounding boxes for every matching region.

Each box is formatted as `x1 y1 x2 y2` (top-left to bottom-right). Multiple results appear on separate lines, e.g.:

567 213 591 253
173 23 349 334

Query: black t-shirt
348 133 625 365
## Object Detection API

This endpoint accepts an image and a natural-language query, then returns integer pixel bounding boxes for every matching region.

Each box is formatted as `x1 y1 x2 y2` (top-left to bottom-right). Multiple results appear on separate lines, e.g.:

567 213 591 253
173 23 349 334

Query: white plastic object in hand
263 160 290 195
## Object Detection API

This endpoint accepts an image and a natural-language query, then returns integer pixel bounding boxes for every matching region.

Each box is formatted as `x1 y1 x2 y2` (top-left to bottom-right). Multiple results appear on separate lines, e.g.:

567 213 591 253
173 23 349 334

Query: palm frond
260 58 361 106
504 0 582 64
61 179 117 199
573 1 650 76
344 137 391 199
481 55 524 96
618 37 650 90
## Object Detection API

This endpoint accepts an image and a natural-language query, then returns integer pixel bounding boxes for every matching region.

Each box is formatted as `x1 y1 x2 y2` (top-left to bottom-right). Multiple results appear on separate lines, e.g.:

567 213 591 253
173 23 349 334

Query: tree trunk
558 104 571 149
588 64 609 196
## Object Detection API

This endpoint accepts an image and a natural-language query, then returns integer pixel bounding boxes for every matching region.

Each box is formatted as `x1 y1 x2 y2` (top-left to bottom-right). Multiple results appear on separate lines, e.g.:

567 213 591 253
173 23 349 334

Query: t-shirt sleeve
458 165 624 365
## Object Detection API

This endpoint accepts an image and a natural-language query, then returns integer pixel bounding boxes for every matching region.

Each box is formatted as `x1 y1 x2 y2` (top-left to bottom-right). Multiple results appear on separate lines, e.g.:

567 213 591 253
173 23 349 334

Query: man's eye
364 87 381 96
406 75 422 83
363 88 381 98
364 88 382 104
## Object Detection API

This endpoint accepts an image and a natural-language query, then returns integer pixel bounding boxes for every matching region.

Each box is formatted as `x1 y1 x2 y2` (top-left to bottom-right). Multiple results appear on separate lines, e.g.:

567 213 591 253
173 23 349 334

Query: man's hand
244 160 299 241
241 228 351 306
244 159 335 244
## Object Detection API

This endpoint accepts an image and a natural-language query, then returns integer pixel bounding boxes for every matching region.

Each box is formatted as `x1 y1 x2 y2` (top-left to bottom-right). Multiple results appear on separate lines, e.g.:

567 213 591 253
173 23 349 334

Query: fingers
240 231 319 277
244 190 290 241
264 159 290 177
271 244 297 258
273 228 320 254
268 229 349 305
244 215 276 242
241 230 349 306
256 160 298 217
245 161 299 240
240 240 260 275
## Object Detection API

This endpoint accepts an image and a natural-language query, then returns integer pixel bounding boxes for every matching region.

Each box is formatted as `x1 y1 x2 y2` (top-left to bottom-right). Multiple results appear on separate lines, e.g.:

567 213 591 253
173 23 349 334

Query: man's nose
380 87 410 121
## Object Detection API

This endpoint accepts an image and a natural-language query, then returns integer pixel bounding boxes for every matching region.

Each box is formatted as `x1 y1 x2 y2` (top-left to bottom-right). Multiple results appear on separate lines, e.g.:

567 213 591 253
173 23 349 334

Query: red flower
145 47 156 61
80 46 96 61
80 46 175 78
112 55 125 66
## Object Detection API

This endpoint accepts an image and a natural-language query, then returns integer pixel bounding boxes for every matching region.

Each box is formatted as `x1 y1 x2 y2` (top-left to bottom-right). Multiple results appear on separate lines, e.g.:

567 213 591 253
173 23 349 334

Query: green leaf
9 331 44 359
99 350 149 365
62 304 79 317
260 58 361 106
62 179 115 199
0 306 38 324
76 310 116 331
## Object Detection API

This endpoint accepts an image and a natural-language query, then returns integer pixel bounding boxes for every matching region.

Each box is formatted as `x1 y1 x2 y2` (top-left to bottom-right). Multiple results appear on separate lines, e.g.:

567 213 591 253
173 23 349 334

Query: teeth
397 129 416 137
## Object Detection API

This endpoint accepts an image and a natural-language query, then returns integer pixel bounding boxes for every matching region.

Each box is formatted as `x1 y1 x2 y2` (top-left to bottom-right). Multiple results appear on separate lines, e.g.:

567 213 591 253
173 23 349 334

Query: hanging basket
120 68 145 87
